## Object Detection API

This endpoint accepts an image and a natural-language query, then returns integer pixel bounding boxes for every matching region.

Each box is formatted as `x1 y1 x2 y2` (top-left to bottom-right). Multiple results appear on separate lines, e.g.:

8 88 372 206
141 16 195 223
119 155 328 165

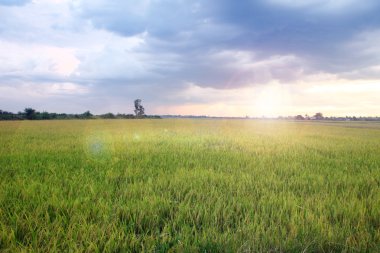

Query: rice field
0 119 379 252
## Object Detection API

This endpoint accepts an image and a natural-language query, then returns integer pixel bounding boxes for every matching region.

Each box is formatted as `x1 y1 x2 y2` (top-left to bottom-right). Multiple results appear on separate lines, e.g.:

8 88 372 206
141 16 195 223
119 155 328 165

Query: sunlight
254 85 285 117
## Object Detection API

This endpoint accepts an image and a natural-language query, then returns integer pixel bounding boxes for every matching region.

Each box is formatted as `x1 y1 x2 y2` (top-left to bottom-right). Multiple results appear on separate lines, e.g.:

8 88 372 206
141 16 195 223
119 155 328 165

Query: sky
1 0 380 117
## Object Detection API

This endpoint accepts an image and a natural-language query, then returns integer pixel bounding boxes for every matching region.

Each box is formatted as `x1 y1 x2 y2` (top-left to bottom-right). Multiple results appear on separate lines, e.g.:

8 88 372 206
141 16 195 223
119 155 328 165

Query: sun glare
254 85 286 117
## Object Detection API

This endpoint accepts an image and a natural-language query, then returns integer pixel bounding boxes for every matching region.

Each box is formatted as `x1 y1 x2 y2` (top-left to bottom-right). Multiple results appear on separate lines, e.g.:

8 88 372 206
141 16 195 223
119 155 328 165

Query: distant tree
82 111 93 119
146 115 161 119
314 112 324 120
41 111 50 120
59 113 68 119
49 113 58 119
100 113 116 119
134 99 145 118
126 114 135 119
0 110 19 120
24 108 36 120
295 115 305 120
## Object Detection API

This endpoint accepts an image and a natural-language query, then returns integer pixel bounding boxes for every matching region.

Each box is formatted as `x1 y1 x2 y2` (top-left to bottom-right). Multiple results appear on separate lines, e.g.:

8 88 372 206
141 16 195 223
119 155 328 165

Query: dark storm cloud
73 0 380 86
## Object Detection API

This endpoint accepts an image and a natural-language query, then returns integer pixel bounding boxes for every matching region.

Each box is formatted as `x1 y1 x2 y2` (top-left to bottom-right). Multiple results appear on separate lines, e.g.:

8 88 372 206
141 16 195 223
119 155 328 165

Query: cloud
154 78 380 117
71 0 380 79
1 0 380 115
72 0 207 37
263 0 376 13
0 0 30 6
0 40 80 79
164 50 307 89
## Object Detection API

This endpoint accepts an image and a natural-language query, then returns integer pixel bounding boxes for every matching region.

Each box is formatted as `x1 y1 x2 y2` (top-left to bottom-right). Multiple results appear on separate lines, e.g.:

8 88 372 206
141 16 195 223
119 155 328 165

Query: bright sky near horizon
0 0 380 116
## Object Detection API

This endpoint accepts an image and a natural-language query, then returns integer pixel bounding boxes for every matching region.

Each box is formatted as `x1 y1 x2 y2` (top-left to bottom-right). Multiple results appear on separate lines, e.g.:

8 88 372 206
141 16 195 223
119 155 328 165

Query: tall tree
134 99 145 117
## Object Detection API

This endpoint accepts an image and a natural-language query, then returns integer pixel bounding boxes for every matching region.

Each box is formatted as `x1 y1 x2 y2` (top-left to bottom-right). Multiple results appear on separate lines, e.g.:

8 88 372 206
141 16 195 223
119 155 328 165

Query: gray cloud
71 0 380 82
1 0 380 114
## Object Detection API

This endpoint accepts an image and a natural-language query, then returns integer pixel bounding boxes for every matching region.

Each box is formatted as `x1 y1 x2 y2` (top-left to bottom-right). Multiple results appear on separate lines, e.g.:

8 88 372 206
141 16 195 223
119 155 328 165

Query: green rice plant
0 119 379 252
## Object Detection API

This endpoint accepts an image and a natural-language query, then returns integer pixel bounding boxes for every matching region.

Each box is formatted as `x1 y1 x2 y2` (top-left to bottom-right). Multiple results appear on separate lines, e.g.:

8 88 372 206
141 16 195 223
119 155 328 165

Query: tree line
0 108 160 120
283 112 380 121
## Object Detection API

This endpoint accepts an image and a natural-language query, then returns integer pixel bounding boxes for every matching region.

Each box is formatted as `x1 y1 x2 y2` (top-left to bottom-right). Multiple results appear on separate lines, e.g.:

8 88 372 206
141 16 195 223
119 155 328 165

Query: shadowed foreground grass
0 119 379 252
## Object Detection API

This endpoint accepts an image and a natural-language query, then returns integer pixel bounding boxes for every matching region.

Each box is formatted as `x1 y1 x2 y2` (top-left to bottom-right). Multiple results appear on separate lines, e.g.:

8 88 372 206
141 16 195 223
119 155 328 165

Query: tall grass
0 119 379 252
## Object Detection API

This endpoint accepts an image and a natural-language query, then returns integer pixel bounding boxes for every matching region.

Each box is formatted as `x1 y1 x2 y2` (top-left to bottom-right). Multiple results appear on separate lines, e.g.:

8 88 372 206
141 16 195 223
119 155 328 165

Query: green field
0 119 379 252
